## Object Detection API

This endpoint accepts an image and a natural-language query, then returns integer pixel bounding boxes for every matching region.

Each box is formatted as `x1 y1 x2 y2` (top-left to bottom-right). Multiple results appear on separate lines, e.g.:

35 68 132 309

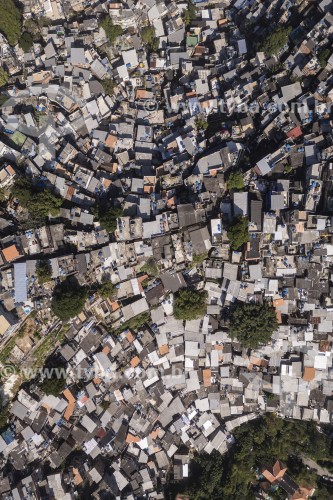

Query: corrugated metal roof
14 262 27 303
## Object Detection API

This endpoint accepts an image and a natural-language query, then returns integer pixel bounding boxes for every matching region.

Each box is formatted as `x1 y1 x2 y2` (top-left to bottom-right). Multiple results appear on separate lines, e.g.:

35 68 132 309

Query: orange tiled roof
303 367 315 381
66 185 75 200
203 369 212 387
150 428 160 440
64 402 75 421
126 433 140 443
262 469 276 483
105 134 117 149
107 299 120 311
130 356 140 368
2 245 19 262
159 344 169 355
63 389 75 403
127 331 135 342
6 165 15 176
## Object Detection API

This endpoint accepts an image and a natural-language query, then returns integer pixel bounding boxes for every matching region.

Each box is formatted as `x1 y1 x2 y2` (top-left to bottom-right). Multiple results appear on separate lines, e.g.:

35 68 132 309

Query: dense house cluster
0 0 333 497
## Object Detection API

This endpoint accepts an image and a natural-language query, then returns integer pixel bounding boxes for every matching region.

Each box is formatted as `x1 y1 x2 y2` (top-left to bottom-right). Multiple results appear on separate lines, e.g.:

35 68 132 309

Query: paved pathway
300 453 333 478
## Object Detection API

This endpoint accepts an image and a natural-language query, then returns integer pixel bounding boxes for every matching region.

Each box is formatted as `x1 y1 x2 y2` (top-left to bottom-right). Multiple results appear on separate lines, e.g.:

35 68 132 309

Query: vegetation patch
51 278 87 321
174 289 207 321
227 216 249 250
229 301 278 349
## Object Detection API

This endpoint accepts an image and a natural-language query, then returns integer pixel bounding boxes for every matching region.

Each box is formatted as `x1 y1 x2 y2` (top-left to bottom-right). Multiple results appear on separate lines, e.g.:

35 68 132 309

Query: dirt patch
16 335 34 354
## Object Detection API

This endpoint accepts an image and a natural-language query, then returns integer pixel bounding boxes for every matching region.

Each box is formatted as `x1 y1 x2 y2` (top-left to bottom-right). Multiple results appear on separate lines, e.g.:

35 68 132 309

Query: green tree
227 216 249 250
174 289 207 320
38 16 52 28
196 117 208 130
0 93 8 106
98 280 116 299
39 368 66 396
51 278 87 321
318 48 330 68
0 187 6 202
188 451 225 499
260 26 292 56
23 19 40 41
0 0 21 46
229 301 278 348
141 277 149 288
93 203 122 233
102 79 117 96
190 252 208 268
141 25 159 51
227 172 244 191
100 16 122 44
19 31 34 52
183 1 196 26
0 396 9 431
168 414 333 499
36 260 52 284
12 178 63 218
115 311 151 334
141 257 159 277
0 67 8 88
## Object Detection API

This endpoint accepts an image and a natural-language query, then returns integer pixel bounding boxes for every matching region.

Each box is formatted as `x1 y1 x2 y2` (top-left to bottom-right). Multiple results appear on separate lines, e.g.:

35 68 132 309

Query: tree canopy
102 79 117 96
100 16 122 44
93 203 122 233
12 178 63 219
141 25 159 52
260 26 291 56
167 414 333 500
0 68 8 88
98 279 116 299
229 301 278 348
0 0 21 46
318 48 330 68
227 216 249 250
36 260 52 284
141 257 159 277
39 368 67 396
19 31 34 52
227 171 244 191
174 289 207 320
51 278 87 321
183 1 196 26
196 117 208 130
